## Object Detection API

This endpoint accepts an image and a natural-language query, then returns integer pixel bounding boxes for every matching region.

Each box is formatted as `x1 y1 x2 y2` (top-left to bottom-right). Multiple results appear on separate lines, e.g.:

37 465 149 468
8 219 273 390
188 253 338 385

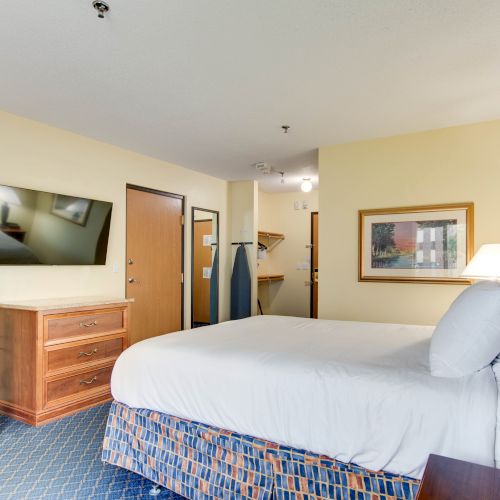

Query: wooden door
311 212 319 318
126 186 184 344
192 220 212 325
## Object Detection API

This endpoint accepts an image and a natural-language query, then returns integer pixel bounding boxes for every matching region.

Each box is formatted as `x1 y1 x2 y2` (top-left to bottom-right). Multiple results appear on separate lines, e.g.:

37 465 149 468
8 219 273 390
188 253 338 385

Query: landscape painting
359 203 473 284
371 219 457 270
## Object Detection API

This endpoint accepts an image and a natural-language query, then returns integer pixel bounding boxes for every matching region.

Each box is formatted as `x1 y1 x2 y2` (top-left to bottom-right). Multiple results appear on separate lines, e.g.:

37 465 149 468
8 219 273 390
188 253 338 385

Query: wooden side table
417 454 500 500
0 226 26 242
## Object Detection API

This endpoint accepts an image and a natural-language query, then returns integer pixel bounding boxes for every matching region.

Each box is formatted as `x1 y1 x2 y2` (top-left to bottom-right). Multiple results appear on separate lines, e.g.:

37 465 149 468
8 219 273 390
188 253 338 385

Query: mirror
191 207 219 328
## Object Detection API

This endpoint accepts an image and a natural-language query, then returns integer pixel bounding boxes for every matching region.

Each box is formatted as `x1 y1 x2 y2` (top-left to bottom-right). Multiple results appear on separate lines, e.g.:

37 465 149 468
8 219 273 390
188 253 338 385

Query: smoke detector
254 162 271 174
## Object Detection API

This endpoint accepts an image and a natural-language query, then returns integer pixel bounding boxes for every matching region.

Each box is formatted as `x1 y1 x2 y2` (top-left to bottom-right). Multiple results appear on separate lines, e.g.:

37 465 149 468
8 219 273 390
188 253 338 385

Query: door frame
310 211 318 318
191 207 220 328
126 183 185 330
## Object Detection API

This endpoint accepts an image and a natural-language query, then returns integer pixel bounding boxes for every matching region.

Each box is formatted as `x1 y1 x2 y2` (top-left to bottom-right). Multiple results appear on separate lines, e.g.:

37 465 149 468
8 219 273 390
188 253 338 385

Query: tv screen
0 184 113 265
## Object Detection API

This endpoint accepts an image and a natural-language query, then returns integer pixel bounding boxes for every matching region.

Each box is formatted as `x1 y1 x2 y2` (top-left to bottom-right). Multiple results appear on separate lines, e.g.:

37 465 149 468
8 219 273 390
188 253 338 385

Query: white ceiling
1 1 500 192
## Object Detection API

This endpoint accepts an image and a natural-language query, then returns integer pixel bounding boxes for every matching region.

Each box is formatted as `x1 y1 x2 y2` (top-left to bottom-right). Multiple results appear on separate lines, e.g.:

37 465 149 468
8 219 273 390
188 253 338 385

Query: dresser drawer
45 309 124 343
45 365 113 406
46 337 124 374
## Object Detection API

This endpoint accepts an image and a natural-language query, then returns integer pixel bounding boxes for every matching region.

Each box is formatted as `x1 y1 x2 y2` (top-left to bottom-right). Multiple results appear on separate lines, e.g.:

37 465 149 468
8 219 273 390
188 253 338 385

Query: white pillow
430 280 500 377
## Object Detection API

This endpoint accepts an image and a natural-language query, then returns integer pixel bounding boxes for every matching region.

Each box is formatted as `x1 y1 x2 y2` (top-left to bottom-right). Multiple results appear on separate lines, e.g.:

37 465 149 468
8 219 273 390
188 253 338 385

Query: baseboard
0 393 112 426
0 401 37 425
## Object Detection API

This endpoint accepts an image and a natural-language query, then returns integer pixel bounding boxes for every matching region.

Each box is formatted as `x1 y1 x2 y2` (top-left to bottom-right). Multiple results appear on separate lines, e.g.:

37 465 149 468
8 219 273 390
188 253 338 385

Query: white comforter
111 315 497 479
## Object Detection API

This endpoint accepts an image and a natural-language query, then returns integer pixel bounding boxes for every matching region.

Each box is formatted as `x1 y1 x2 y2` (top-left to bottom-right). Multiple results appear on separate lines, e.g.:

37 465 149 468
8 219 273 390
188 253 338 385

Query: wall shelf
258 274 285 283
258 230 284 240
258 230 285 252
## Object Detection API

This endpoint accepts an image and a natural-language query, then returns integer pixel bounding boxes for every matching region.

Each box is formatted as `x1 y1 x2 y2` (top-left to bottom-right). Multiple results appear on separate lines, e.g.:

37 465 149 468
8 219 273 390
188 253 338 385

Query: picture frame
51 194 93 226
359 202 474 284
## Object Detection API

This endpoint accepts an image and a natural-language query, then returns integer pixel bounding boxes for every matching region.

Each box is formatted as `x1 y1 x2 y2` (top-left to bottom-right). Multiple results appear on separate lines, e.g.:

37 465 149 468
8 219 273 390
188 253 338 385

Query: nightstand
0 226 26 242
417 454 500 499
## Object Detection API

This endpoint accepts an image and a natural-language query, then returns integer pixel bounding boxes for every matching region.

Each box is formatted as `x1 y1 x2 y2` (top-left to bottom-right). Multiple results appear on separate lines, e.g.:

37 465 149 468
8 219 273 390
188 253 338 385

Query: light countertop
0 296 133 311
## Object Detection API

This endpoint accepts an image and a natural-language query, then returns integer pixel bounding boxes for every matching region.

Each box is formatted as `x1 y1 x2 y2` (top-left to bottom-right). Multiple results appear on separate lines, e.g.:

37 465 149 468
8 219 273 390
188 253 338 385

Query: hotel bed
103 315 498 499
0 230 40 264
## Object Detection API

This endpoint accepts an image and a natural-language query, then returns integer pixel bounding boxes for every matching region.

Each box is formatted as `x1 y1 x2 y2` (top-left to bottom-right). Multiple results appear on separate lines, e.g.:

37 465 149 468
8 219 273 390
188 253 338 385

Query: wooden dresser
0 297 131 426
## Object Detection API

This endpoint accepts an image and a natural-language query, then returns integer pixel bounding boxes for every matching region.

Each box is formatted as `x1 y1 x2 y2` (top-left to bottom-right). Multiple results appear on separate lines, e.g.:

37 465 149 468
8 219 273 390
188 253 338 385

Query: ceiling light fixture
301 178 313 193
93 1 110 19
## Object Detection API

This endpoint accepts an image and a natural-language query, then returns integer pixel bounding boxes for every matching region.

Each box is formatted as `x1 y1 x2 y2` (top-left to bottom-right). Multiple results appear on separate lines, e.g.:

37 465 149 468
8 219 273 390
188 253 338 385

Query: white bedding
111 315 497 479
0 231 40 264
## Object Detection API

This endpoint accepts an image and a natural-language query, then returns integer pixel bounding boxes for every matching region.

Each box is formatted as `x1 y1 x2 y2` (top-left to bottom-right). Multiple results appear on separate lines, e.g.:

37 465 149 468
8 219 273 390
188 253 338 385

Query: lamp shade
0 186 21 205
461 244 500 280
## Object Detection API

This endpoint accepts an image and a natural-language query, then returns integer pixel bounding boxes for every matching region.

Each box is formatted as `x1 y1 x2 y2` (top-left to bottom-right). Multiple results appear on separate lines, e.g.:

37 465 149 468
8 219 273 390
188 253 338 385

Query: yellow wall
229 181 258 315
319 119 500 325
0 111 229 325
258 190 318 317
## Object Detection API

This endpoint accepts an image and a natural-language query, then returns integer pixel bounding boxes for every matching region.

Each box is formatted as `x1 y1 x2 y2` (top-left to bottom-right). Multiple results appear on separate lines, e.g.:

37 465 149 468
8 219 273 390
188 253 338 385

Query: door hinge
181 215 185 225
181 272 184 284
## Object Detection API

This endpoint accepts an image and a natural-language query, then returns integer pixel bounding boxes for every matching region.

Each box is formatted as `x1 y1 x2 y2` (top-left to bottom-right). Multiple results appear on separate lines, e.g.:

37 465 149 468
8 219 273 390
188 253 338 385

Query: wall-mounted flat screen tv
0 184 113 265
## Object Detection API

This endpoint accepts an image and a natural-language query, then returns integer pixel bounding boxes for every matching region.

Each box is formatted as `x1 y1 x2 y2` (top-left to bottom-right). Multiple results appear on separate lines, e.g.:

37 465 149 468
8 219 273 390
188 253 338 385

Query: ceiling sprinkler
93 1 110 19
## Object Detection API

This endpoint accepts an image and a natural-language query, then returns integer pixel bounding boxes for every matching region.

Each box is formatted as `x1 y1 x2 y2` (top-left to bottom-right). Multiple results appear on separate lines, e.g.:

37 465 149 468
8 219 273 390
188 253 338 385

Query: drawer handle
80 321 98 328
79 376 97 385
78 348 98 357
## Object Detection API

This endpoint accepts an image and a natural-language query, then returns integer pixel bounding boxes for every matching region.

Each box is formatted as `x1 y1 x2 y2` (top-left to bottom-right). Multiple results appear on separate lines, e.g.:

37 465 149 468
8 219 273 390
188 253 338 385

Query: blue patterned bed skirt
102 401 420 499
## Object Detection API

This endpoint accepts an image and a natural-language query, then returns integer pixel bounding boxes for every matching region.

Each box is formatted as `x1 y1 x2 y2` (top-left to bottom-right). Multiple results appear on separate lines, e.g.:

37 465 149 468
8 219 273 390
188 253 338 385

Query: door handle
79 321 98 328
128 277 138 284
78 348 98 357
79 376 97 385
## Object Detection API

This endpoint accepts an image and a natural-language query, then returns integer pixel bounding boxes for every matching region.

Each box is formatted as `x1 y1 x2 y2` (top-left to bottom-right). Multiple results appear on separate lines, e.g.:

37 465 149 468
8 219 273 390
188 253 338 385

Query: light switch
294 200 300 210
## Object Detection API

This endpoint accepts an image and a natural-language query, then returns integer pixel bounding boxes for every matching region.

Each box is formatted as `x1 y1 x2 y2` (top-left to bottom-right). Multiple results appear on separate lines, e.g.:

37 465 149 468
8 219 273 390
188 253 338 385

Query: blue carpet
0 403 185 499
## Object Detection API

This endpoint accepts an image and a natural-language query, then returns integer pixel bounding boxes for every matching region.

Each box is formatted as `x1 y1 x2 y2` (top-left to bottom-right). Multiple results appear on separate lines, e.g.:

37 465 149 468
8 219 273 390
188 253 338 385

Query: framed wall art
51 194 93 226
359 203 474 284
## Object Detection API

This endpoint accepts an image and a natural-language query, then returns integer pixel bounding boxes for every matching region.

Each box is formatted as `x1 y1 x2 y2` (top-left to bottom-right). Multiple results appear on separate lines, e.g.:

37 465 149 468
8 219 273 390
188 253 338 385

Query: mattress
111 315 497 479
0 230 40 264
